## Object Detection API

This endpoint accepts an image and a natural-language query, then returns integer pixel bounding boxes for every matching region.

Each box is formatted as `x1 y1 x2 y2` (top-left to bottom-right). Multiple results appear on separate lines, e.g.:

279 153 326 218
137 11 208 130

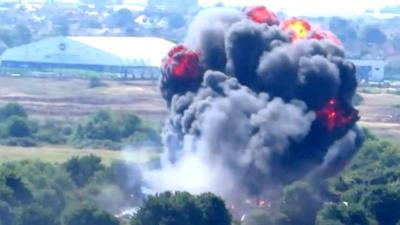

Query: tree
51 15 70 36
4 175 32 204
0 201 13 225
196 193 231 225
0 103 27 121
316 203 370 225
0 40 8 54
131 191 231 225
328 17 357 44
63 155 105 187
13 24 32 46
280 181 323 225
103 161 143 201
360 24 387 44
167 14 186 29
117 113 141 138
62 203 119 225
79 0 113 5
110 8 134 28
13 204 58 225
74 111 120 141
363 186 400 225
3 116 32 138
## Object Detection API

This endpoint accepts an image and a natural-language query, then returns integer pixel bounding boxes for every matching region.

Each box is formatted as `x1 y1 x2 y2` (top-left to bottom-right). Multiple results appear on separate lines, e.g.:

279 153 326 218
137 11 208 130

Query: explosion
317 99 359 131
161 44 201 78
244 6 279 25
154 6 363 202
281 18 311 41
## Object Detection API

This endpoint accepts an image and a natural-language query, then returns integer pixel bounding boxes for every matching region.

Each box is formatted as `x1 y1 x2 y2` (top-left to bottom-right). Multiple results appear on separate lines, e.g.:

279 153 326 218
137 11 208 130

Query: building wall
351 59 385 81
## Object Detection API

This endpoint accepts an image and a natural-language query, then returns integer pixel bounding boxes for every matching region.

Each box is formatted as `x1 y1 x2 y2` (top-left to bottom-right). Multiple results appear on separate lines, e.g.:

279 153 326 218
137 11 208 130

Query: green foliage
327 131 400 225
0 24 31 48
13 204 59 225
360 24 387 44
387 89 400 96
51 14 70 36
62 203 119 225
280 181 323 225
196 193 232 225
316 203 371 225
3 116 32 138
110 8 134 28
102 160 143 200
0 201 13 225
363 186 400 225
329 17 357 44
63 155 105 187
168 14 186 29
74 111 120 141
73 110 160 149
0 103 27 121
131 191 231 225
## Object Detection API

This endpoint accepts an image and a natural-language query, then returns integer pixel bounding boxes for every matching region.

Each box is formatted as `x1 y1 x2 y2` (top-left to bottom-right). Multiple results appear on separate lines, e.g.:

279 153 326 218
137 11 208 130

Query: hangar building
1 36 175 79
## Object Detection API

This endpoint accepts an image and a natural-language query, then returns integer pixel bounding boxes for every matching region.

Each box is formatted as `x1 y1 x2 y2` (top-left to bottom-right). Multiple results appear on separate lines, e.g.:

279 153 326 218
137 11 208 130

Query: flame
258 199 266 207
244 6 279 25
281 18 312 41
317 99 358 131
162 44 201 78
310 29 342 46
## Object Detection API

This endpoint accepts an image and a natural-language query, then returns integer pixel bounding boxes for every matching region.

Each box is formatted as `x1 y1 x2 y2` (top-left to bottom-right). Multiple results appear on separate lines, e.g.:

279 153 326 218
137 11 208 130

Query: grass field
357 88 400 142
0 145 159 165
0 76 166 122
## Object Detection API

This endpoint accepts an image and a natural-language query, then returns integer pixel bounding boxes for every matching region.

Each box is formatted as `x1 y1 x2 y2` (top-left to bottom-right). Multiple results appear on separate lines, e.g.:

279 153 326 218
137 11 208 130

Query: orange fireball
281 18 312 41
244 6 279 25
310 29 342 46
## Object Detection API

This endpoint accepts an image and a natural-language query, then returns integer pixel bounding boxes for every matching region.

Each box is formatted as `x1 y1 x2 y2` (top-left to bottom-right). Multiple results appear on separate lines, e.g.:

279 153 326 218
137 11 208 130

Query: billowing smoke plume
151 6 363 200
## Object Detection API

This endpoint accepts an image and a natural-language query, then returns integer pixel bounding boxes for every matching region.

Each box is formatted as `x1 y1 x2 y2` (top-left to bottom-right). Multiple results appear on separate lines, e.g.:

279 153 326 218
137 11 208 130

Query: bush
13 204 59 225
62 203 119 225
3 116 32 138
73 111 120 142
0 103 27 121
387 89 400 96
73 110 161 149
63 155 105 187
0 137 38 147
35 130 66 145
131 191 231 225
73 139 122 150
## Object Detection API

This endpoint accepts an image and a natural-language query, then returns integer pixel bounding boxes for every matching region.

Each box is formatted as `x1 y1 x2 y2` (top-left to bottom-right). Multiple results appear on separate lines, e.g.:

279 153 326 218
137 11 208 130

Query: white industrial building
351 59 385 82
1 36 175 79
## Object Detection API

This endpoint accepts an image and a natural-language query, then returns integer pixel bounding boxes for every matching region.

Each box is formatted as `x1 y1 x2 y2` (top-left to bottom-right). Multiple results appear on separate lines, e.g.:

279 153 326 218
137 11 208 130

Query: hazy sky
199 0 400 16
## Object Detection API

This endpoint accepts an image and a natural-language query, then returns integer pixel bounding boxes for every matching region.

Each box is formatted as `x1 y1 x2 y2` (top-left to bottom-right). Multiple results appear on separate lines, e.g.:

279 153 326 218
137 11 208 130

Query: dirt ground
357 91 400 142
0 77 167 122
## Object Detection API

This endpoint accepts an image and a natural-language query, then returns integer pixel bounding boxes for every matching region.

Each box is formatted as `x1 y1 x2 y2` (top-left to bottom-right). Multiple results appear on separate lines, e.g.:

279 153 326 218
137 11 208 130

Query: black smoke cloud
154 7 363 200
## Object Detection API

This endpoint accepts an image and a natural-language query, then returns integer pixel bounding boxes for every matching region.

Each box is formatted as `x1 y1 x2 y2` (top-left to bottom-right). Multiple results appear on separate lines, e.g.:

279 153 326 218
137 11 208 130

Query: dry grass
0 77 166 122
357 89 400 141
0 145 159 165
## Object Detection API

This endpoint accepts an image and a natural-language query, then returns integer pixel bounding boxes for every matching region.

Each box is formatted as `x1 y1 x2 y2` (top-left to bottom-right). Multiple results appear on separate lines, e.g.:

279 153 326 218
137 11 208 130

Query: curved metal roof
1 36 175 68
